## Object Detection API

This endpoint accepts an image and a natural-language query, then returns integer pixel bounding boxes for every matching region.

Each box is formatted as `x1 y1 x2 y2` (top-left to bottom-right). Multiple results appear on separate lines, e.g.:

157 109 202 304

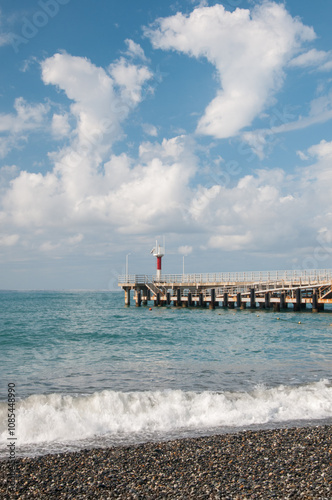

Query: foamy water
1 291 332 457
1 381 331 457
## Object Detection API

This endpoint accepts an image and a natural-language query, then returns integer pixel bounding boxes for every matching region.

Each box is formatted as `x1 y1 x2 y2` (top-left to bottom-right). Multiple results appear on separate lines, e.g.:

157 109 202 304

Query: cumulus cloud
307 139 332 160
188 168 304 252
147 1 315 138
2 132 196 239
41 52 152 167
42 52 123 155
0 51 156 258
109 57 152 105
190 139 332 259
1 47 332 274
51 113 71 138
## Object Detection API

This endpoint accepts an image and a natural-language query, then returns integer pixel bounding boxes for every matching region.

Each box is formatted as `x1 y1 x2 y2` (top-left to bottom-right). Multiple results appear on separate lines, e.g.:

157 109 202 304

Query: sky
1 0 332 290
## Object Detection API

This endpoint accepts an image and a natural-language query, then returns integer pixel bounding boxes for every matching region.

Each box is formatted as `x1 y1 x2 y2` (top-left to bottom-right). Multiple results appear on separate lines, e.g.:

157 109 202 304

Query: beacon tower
151 240 165 281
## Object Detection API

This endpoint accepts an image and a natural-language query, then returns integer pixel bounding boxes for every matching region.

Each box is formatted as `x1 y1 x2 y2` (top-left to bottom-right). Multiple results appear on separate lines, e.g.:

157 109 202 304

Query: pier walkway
118 269 332 312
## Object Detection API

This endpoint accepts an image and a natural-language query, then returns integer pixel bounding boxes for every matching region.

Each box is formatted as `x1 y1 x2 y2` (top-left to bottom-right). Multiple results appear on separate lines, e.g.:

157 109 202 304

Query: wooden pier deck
118 269 332 312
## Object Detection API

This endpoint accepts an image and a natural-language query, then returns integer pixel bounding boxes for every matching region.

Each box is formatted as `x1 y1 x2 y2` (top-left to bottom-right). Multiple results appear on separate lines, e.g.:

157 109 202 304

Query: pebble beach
1 425 331 499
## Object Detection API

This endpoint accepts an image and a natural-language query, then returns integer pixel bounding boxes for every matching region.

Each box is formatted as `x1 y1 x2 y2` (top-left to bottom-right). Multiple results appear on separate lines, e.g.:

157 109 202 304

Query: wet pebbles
1 425 331 499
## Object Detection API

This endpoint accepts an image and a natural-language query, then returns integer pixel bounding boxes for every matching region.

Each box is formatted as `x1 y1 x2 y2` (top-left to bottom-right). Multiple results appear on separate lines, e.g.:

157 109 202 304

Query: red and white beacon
151 240 165 281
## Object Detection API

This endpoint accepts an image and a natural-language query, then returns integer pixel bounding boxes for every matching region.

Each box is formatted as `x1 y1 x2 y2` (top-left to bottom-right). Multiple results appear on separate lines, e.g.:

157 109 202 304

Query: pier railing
118 269 332 286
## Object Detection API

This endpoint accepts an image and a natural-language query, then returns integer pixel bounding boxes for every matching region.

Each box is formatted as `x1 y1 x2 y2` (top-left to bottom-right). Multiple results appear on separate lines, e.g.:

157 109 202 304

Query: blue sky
1 0 332 289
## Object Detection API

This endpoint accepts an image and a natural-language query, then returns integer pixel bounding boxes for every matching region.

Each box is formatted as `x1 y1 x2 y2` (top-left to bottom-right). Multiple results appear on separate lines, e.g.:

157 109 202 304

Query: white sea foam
1 380 331 455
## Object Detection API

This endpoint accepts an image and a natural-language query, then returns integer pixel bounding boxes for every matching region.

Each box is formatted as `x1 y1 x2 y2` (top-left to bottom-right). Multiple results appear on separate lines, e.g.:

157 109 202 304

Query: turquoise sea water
0 290 332 457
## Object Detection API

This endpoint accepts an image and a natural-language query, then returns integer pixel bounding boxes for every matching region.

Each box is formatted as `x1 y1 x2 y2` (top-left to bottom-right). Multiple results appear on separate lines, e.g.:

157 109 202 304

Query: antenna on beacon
150 237 165 281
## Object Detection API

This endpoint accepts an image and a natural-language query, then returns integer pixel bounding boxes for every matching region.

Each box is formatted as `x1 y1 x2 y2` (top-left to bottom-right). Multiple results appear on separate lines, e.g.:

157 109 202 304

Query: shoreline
1 425 331 499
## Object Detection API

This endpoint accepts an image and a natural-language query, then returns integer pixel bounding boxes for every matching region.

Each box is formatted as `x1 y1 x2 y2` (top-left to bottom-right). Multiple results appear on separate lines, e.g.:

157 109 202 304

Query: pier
118 269 332 312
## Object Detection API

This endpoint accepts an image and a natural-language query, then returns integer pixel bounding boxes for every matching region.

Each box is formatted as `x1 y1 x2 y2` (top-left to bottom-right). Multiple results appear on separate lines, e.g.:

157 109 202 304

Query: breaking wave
1 380 331 457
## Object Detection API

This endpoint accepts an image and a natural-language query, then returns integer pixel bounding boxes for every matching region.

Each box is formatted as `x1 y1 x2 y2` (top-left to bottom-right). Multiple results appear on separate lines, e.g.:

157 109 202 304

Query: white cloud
2 49 332 274
0 97 49 157
67 233 84 245
0 34 10 47
290 48 332 71
147 1 315 138
2 131 196 238
307 139 332 160
124 39 148 61
41 52 121 154
0 9 12 48
0 97 48 134
142 123 158 136
51 113 71 138
242 90 332 158
209 232 252 251
41 52 152 167
40 241 61 253
187 168 307 253
109 57 152 105
178 245 193 255
0 234 19 247
296 150 309 161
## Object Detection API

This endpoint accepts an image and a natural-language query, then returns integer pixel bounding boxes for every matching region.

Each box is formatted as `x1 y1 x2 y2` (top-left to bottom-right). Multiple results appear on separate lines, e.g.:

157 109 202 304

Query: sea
0 290 332 459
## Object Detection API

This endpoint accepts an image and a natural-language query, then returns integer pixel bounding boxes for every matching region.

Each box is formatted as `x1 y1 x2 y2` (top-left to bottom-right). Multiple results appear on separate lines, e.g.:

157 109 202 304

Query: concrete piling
250 288 256 309
209 289 215 310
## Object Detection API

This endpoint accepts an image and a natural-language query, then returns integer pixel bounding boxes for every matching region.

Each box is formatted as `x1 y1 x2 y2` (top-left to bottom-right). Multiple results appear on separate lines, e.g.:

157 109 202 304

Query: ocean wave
1 380 331 451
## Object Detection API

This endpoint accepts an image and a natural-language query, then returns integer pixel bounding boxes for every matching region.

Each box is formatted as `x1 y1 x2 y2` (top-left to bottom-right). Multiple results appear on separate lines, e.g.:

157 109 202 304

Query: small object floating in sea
277 317 280 320
298 321 301 324
149 308 152 311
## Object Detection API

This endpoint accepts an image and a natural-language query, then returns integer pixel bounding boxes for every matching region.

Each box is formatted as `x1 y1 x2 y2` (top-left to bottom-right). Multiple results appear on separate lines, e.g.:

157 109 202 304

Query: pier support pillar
166 291 171 306
176 288 181 307
280 293 286 310
188 292 192 307
135 291 141 307
250 288 256 309
124 287 130 306
228 301 235 309
312 292 318 313
265 292 270 309
198 293 204 307
155 292 160 307
294 289 301 311
223 292 228 308
209 289 215 309
146 289 151 301
237 292 242 308
142 287 148 305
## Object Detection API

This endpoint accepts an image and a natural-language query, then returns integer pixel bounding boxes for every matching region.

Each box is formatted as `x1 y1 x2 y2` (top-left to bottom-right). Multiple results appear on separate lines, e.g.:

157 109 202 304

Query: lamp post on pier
126 253 131 281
